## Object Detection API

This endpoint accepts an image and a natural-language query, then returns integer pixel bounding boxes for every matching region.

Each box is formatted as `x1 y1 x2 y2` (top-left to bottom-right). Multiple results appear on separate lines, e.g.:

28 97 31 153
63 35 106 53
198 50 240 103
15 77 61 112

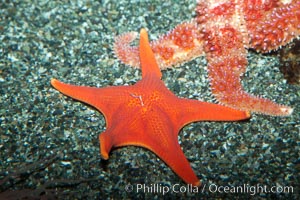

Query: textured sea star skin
114 0 300 116
51 29 250 185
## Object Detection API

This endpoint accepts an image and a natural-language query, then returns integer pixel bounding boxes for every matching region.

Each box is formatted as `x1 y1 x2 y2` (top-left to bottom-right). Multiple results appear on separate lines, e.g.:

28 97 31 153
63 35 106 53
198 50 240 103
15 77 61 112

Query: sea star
51 29 250 185
114 0 300 116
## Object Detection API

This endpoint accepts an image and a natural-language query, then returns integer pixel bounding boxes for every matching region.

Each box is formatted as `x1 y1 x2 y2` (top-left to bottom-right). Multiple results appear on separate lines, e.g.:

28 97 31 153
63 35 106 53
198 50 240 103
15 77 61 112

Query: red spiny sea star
114 0 300 116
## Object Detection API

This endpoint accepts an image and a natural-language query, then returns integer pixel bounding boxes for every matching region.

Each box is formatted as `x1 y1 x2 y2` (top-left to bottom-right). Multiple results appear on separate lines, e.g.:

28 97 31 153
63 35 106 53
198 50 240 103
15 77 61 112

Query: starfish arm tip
194 180 201 187
101 153 109 160
99 134 111 160
51 78 63 87
50 78 59 87
140 28 147 36
246 111 251 118
50 78 56 84
139 28 162 79
281 107 293 116
100 145 109 160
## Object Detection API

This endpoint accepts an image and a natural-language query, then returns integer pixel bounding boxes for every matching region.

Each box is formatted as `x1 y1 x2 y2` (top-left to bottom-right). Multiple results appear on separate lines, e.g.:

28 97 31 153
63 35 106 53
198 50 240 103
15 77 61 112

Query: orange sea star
114 0 300 116
51 29 250 185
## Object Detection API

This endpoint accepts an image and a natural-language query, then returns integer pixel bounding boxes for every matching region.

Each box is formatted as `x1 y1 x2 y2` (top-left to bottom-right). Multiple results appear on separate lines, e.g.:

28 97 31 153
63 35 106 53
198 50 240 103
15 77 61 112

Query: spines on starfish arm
113 21 204 69
151 20 204 68
113 31 140 67
198 18 293 116
195 0 295 116
207 54 293 116
245 0 300 52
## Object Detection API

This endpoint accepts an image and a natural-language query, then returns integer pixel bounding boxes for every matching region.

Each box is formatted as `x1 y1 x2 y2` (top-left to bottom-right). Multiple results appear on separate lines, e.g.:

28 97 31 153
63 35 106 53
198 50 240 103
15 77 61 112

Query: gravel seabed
0 1 299 199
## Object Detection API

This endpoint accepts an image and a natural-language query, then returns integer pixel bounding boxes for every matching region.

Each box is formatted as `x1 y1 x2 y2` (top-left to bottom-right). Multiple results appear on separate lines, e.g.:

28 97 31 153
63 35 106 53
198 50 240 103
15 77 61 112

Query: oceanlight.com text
124 183 294 196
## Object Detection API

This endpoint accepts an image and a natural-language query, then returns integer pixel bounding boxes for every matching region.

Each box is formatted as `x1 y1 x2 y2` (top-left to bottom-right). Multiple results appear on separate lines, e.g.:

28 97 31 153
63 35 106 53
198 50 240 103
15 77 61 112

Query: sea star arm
114 31 140 67
244 0 300 52
195 1 294 116
139 28 162 79
175 98 250 128
114 21 204 69
203 28 292 116
51 79 136 127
